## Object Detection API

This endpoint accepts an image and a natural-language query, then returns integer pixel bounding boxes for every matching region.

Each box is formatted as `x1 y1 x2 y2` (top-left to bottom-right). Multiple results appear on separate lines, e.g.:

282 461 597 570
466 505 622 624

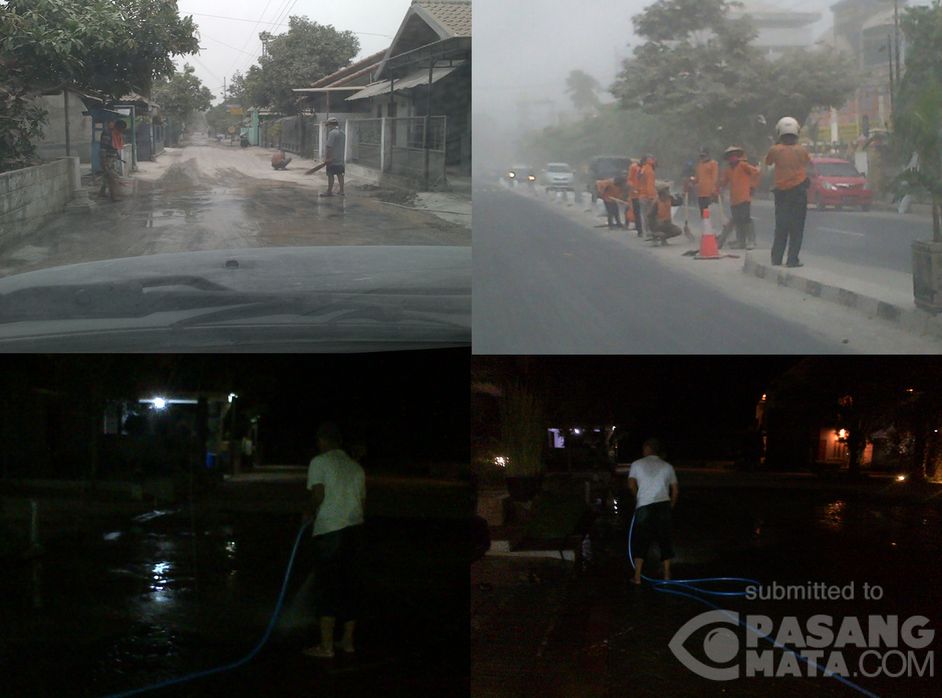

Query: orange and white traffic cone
695 208 721 260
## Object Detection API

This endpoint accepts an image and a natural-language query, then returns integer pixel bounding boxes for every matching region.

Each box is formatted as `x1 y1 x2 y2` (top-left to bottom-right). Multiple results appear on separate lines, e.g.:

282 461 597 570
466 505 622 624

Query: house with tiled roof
346 0 471 184
279 0 470 189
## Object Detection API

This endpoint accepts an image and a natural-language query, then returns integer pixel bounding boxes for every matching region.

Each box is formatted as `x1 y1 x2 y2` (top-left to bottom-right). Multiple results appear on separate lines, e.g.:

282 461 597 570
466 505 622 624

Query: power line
202 34 264 57
190 11 392 37
237 0 275 57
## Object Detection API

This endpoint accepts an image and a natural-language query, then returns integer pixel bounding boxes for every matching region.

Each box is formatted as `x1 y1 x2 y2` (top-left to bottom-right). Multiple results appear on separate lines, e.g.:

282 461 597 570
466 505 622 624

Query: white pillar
380 117 386 172
830 107 839 145
343 120 350 163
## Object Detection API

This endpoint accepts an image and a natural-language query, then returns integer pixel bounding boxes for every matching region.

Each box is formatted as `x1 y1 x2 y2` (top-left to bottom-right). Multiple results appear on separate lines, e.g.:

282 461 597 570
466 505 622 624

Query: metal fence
345 116 446 187
347 118 382 170
262 116 320 159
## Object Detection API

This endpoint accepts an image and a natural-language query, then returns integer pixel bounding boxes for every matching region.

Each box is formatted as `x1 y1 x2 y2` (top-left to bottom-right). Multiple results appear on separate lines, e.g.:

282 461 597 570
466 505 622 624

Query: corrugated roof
346 65 459 101
414 0 471 39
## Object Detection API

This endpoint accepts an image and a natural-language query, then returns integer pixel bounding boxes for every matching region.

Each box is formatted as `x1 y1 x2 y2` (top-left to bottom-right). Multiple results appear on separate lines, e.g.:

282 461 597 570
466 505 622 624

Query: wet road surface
2 509 468 697
473 485 942 697
0 144 469 279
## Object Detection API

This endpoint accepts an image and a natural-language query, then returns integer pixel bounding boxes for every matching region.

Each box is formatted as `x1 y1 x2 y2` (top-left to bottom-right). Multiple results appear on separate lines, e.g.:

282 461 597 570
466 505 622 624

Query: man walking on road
322 116 346 197
765 117 811 268
303 422 366 658
628 438 678 585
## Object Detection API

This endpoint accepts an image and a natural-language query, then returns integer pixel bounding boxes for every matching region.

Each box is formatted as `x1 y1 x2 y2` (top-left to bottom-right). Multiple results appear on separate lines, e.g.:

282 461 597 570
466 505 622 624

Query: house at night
758 361 908 473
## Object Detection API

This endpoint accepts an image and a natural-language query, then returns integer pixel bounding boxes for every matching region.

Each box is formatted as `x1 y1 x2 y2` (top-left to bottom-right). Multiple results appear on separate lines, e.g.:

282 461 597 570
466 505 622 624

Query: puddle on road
1 509 468 697
0 158 468 278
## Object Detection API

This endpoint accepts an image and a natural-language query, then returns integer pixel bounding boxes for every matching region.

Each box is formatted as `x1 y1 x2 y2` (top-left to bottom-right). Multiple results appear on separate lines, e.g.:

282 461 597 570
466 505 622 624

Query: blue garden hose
627 511 880 698
102 519 313 698
627 510 759 596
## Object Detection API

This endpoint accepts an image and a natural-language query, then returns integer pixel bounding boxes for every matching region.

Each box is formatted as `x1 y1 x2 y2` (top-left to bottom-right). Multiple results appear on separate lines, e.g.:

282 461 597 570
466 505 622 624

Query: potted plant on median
895 3 942 312
500 382 545 502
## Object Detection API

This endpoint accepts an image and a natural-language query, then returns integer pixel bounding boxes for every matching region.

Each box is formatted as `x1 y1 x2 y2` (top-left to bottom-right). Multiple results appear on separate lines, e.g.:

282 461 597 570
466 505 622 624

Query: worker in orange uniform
638 154 658 240
648 183 684 245
690 146 719 217
765 117 811 267
717 146 761 250
628 158 644 237
596 174 632 229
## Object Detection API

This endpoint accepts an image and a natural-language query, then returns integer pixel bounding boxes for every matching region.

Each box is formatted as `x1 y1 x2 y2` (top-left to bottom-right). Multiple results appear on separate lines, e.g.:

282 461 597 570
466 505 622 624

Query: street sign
227 126 236 134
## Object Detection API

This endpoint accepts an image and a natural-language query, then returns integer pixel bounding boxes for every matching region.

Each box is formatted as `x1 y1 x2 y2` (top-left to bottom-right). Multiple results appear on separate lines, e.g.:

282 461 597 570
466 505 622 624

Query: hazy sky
474 0 856 120
176 0 414 103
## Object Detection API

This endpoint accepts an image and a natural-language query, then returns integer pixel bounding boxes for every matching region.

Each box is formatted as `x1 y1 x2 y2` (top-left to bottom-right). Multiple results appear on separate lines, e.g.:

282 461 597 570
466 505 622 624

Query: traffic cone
695 208 721 260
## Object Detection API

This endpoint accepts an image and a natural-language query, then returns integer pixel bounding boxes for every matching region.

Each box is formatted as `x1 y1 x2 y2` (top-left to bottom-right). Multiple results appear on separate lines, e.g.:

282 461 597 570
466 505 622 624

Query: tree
247 16 359 114
0 0 199 170
205 103 242 136
612 0 858 158
895 0 942 241
152 64 214 123
0 0 199 98
565 69 602 112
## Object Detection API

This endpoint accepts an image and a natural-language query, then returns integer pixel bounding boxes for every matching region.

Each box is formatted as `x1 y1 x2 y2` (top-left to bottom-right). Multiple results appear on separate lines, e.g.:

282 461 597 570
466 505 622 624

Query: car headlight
822 182 837 191
508 172 515 178
528 175 536 181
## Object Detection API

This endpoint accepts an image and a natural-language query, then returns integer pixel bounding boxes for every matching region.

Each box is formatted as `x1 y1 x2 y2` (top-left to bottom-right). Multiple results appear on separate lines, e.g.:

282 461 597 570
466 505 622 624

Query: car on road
506 164 536 186
539 162 575 191
586 155 632 202
809 157 873 211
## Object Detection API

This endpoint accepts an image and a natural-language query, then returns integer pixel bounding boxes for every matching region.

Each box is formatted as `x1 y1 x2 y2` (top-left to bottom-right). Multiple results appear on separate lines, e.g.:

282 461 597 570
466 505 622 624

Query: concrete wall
34 93 94 164
0 157 80 242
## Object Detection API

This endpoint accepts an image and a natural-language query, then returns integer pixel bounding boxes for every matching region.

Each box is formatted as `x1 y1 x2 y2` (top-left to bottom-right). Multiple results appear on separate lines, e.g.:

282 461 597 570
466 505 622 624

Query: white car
540 162 575 191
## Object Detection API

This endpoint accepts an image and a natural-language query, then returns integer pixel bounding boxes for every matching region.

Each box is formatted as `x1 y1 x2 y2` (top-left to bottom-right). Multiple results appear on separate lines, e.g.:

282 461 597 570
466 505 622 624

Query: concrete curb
742 254 942 339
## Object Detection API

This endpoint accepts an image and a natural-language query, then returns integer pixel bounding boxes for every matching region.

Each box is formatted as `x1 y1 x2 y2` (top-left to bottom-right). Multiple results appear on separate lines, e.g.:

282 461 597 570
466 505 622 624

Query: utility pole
894 0 901 84
888 33 895 119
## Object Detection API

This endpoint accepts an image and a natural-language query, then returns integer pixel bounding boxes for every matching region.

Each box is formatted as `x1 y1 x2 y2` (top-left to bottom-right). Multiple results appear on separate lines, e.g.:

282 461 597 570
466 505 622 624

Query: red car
809 157 873 211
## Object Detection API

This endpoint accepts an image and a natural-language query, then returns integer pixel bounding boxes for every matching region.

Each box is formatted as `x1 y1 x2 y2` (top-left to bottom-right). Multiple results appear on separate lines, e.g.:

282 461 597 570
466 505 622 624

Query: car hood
0 246 470 351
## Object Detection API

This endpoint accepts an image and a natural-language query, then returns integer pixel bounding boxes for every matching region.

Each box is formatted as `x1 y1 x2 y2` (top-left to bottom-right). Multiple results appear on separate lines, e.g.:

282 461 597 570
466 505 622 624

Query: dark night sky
474 356 804 458
2 351 470 467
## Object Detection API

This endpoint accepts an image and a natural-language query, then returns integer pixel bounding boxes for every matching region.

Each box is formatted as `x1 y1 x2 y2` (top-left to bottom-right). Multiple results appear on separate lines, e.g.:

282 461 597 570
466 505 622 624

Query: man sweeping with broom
305 116 345 197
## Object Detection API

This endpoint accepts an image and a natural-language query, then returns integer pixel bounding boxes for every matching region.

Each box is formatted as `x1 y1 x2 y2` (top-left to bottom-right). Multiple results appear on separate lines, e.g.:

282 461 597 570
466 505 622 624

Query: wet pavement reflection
0 158 469 279
2 510 468 697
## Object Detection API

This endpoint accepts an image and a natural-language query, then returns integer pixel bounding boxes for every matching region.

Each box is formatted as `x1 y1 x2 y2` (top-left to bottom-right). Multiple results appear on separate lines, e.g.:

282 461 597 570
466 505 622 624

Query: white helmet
776 116 800 137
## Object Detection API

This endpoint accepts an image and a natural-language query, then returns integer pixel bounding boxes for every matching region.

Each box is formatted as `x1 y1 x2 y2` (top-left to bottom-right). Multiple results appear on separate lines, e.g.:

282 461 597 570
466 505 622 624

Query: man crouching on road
303 422 366 658
628 438 678 585
271 149 293 170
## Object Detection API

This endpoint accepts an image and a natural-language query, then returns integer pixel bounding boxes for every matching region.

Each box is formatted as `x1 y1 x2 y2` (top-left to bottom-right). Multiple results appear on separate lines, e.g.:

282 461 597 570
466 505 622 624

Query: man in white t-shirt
302 422 366 659
627 437 678 585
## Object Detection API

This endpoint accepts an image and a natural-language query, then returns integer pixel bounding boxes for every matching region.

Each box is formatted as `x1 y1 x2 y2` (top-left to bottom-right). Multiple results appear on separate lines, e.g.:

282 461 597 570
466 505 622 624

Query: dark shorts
311 524 364 620
326 164 345 176
632 501 674 562
698 196 713 211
